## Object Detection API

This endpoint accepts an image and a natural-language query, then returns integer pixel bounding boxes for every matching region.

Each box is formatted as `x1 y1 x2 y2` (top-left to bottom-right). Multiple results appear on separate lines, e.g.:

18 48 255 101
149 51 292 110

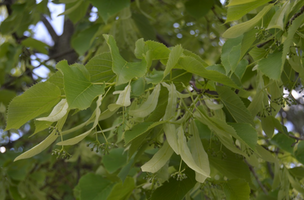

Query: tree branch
245 159 268 194
286 5 304 29
41 15 59 44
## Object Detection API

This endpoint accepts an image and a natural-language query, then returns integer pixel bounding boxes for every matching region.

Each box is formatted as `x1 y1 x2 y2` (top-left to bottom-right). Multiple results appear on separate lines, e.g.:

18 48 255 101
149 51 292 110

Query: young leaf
141 141 173 173
129 84 161 118
36 99 68 122
163 45 183 78
6 82 61 130
189 121 210 183
57 60 105 110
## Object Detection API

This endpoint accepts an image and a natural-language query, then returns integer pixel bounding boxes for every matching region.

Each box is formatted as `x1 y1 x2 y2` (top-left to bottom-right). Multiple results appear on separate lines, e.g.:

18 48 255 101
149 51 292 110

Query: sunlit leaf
223 4 273 38
57 60 105 110
6 82 61 130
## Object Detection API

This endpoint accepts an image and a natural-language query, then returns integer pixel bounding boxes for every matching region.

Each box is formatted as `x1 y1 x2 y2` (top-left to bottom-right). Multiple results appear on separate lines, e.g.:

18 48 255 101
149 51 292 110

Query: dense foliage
2 0 304 199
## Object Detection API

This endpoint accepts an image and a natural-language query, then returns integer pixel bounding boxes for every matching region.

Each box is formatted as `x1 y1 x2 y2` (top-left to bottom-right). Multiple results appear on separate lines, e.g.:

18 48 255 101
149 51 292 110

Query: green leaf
226 0 271 22
217 86 254 125
177 125 210 177
221 36 243 74
146 69 164 84
104 34 147 85
194 107 245 156
223 179 250 200
132 13 156 40
151 168 196 200
229 123 258 151
33 120 53 135
258 51 283 80
227 0 256 6
141 141 173 173
179 56 240 89
57 60 105 110
59 0 90 23
270 133 295 154
164 45 183 78
107 177 135 200
75 173 114 200
124 121 165 144
7 159 32 180
282 14 304 74
14 129 58 161
205 140 252 183
102 148 127 173
129 84 161 118
223 4 273 38
6 82 61 130
71 24 99 55
21 37 48 54
135 40 170 60
90 0 130 23
85 52 115 83
267 2 290 30
188 121 210 183
294 141 304 165
185 0 214 19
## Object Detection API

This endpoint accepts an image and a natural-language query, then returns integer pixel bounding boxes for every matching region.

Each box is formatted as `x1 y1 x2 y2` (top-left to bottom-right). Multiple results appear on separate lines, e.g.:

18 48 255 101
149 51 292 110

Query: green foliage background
1 0 304 199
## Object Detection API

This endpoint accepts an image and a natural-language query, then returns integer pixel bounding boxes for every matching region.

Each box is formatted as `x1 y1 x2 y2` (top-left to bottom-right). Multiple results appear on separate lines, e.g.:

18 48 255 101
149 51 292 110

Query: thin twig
244 159 268 194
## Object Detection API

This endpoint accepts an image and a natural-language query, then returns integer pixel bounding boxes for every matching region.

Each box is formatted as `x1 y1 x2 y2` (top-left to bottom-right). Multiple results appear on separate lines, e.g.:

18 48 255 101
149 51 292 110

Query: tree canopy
1 0 304 199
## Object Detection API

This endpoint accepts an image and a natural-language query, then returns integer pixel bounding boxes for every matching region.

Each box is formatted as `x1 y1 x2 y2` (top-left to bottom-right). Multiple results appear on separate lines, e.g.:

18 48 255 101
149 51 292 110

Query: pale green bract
141 141 173 173
36 99 69 122
129 84 161 118
108 84 131 111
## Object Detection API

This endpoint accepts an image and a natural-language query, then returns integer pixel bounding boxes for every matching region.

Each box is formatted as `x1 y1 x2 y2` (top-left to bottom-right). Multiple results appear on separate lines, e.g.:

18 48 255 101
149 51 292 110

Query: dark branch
286 5 304 29
41 15 59 44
